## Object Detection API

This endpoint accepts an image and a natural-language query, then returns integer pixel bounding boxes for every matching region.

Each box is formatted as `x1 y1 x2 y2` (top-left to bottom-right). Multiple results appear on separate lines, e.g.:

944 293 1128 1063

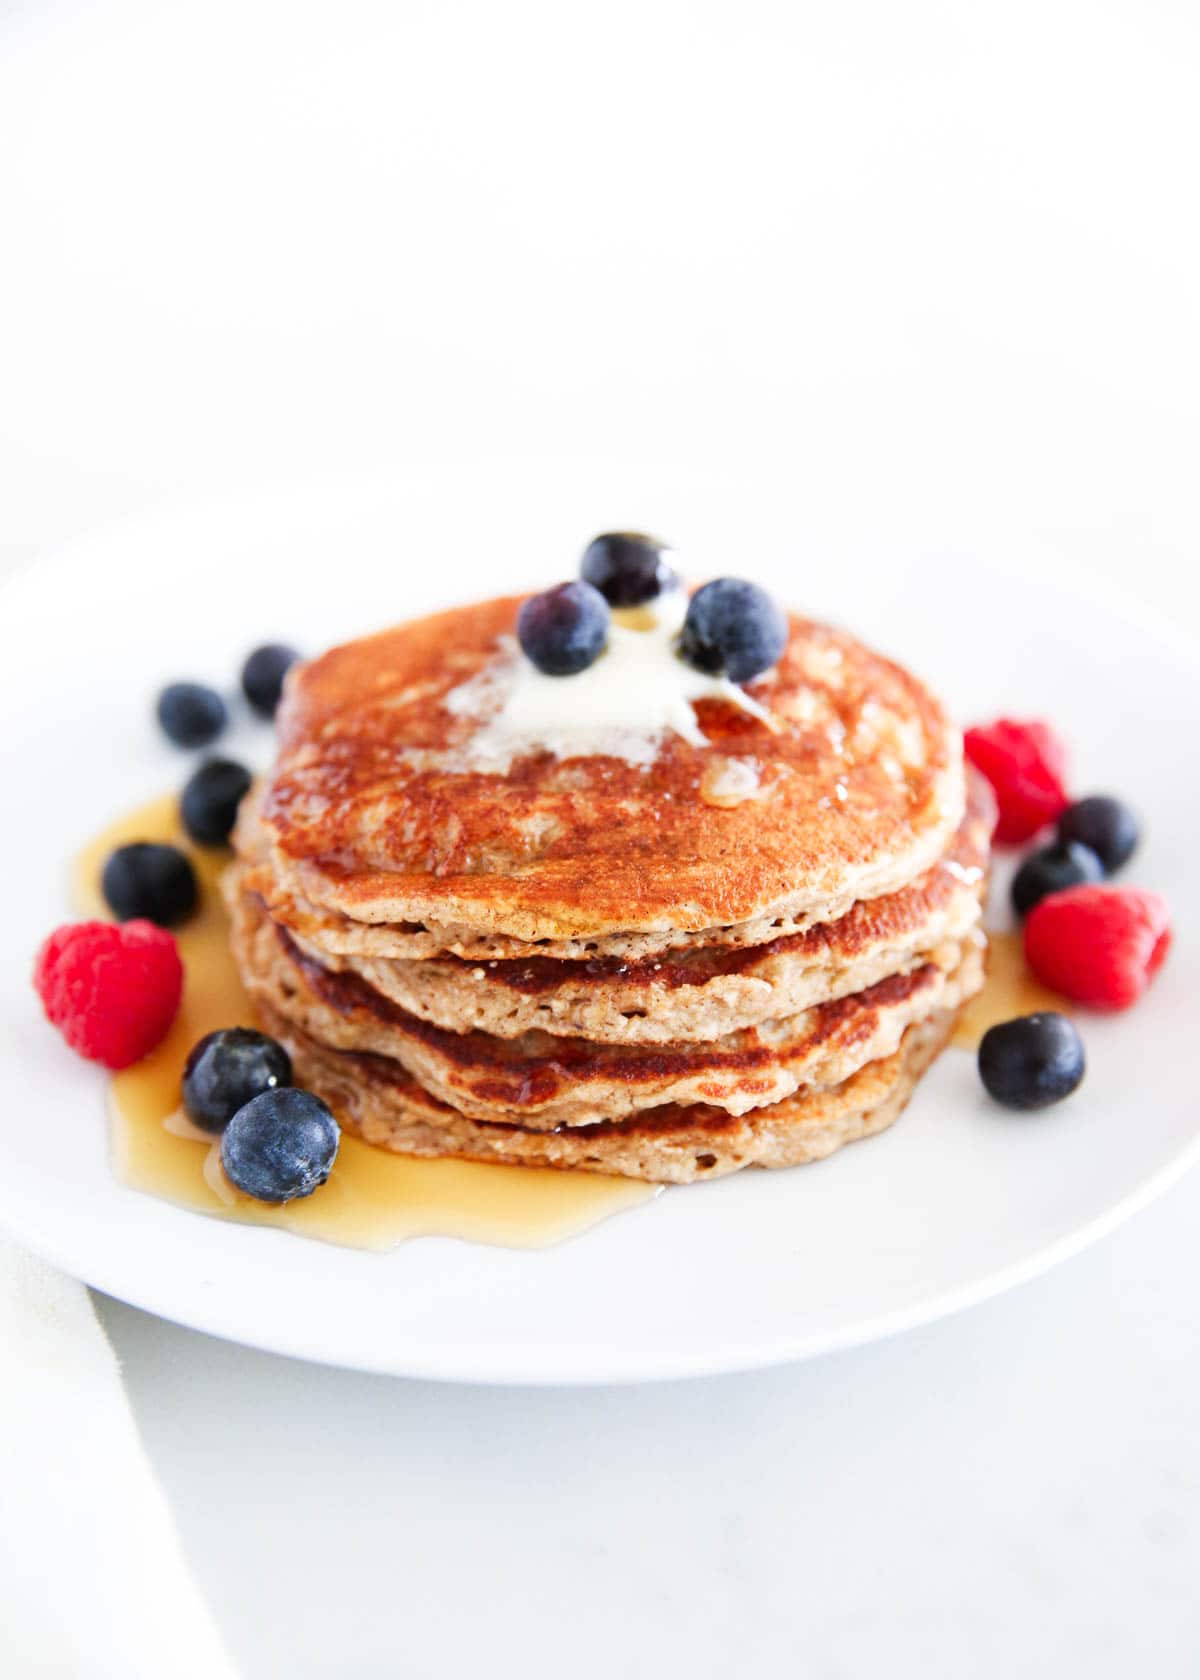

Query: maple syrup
951 928 1072 1050
73 795 656 1250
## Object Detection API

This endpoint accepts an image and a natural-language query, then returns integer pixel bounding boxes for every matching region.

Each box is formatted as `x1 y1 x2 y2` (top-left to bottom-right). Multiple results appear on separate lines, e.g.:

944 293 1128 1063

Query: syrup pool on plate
951 928 1072 1051
73 794 656 1250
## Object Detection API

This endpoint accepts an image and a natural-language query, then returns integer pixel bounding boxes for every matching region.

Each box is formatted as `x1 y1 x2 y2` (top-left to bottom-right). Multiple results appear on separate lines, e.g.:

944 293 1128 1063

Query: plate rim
3 1126 1198 1385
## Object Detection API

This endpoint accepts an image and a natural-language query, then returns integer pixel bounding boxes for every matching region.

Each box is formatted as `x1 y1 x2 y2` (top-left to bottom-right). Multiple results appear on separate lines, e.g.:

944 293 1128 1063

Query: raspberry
34 920 183 1069
1024 885 1171 1011
964 718 1070 844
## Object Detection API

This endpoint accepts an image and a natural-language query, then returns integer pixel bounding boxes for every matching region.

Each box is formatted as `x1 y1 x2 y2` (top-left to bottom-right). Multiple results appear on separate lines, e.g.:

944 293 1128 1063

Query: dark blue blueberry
678 578 787 684
580 532 678 607
182 1027 293 1134
977 1012 1085 1111
517 581 610 676
156 682 228 748
101 842 198 927
241 643 300 717
221 1087 339 1202
180 757 253 847
1056 795 1139 875
1010 840 1104 917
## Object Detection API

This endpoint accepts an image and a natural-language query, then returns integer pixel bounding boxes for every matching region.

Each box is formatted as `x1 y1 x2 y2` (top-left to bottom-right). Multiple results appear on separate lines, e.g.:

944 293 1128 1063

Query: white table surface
3 3 1198 1674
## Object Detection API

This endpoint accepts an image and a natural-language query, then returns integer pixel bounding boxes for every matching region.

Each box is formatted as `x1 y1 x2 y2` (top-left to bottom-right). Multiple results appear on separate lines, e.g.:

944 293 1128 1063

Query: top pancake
256 594 965 945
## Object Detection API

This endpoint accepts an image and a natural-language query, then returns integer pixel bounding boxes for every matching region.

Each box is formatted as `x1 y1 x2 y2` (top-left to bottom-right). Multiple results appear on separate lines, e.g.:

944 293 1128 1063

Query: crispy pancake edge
267 773 990 1044
229 878 985 1127
255 1002 958 1183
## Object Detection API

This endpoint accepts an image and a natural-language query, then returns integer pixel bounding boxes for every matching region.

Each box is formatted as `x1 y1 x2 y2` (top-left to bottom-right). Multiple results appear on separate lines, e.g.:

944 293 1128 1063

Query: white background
2 2 1199 1676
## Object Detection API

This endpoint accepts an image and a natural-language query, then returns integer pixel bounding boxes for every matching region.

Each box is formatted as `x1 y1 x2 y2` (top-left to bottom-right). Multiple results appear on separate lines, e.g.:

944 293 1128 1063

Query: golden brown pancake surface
260 770 990 1044
256 596 965 942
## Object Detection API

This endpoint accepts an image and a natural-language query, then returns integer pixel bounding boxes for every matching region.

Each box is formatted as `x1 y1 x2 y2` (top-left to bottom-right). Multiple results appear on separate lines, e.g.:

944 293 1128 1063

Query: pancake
253 1001 958 1184
226 576 989 1188
268 773 990 1044
252 596 966 947
238 799 973 963
229 879 985 1127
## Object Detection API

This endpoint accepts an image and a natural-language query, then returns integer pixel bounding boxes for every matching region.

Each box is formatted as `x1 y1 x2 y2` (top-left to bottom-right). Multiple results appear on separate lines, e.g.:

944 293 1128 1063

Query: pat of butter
445 589 773 768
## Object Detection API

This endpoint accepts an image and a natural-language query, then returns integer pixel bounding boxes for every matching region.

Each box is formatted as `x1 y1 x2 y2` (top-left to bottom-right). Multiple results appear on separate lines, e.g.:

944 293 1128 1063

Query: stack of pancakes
228 595 990 1183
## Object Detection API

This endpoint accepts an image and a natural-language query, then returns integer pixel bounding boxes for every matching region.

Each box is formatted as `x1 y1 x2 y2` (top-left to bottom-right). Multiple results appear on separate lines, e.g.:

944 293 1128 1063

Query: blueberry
156 682 228 748
101 842 198 927
1056 795 1140 875
678 578 788 684
242 643 300 717
580 532 678 607
180 757 253 847
1010 840 1104 917
977 1012 1085 1110
517 581 610 676
221 1087 339 1202
182 1027 293 1134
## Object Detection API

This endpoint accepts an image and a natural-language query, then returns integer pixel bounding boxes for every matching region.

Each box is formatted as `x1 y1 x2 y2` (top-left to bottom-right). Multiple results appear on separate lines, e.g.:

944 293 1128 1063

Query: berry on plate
221 1087 339 1202
33 920 183 1069
517 581 611 676
978 1012 1086 1110
156 682 228 748
180 757 253 847
580 532 678 607
182 1027 293 1133
678 578 787 684
1056 794 1140 875
963 718 1070 844
242 643 301 717
101 841 198 927
1024 884 1171 1011
1010 839 1103 918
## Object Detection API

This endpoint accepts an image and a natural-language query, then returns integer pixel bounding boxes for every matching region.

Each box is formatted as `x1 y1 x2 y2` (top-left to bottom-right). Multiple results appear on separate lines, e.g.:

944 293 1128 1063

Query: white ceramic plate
1 470 1196 1384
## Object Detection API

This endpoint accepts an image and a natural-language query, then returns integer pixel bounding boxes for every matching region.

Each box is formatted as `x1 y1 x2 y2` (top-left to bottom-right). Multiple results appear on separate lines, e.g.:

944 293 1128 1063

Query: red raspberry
34 920 183 1069
1024 885 1171 1011
964 718 1070 844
